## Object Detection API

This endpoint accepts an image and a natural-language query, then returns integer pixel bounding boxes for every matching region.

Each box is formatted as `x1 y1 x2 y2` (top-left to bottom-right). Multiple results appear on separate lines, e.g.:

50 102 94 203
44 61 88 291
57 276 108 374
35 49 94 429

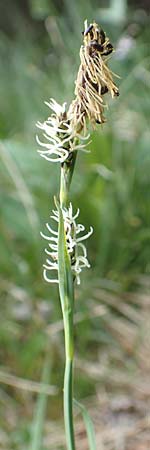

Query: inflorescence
37 20 119 284
41 203 93 285
69 20 119 132
37 21 119 165
36 99 89 164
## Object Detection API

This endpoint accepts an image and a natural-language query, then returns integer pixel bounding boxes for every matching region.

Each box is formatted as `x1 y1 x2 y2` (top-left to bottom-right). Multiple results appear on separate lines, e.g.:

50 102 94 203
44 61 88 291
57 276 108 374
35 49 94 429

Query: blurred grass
0 0 150 449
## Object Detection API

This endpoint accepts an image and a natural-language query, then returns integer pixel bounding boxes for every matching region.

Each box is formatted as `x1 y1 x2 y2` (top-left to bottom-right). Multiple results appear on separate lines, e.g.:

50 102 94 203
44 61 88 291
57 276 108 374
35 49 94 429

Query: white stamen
41 203 93 284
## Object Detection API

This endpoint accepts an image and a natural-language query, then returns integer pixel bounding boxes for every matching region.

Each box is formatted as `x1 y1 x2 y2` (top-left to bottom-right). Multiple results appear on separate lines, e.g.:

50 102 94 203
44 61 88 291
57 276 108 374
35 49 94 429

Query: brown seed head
69 20 119 134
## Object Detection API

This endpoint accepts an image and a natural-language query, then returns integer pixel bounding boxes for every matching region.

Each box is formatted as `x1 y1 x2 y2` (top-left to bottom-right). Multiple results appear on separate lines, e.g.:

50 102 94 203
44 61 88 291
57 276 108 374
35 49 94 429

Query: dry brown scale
69 20 119 133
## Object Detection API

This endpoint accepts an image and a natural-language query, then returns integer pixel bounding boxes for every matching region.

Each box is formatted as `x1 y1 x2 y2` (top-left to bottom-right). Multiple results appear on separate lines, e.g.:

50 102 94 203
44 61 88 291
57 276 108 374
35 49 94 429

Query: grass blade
74 399 96 450
29 355 50 450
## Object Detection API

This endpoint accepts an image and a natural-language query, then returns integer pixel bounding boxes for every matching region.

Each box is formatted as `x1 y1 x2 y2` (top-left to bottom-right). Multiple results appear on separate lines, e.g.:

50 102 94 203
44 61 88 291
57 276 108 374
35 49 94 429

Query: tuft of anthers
69 20 119 132
36 99 89 163
41 203 93 285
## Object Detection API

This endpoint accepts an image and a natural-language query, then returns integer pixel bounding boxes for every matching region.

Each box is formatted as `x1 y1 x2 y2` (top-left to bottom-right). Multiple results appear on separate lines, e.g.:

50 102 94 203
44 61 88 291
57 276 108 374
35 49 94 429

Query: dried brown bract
69 20 119 133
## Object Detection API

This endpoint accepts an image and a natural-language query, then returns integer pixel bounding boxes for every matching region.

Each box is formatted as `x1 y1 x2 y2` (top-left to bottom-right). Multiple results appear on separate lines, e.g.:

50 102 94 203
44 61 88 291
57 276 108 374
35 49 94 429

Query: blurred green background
0 1 150 449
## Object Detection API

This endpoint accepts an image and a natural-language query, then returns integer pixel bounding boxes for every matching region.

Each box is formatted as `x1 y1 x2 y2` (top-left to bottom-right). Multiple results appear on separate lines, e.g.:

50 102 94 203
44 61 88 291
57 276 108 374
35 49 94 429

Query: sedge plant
37 20 119 450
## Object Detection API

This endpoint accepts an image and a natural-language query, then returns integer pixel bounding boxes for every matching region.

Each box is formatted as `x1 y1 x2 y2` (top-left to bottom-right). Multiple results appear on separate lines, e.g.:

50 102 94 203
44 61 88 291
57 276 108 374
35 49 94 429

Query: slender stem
60 152 77 208
64 359 75 450
58 286 75 450
63 304 75 450
59 153 77 450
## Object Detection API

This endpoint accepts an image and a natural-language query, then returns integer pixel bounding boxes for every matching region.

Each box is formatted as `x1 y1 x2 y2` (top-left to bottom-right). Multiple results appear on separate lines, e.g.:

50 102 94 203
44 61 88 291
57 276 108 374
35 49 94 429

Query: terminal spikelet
69 20 119 133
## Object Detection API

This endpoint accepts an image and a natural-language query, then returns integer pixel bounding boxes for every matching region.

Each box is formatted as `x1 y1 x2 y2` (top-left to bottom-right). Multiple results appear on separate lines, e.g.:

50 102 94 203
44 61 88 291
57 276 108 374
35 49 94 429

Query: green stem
64 358 75 450
60 152 77 208
63 295 75 448
59 152 77 450
59 288 75 450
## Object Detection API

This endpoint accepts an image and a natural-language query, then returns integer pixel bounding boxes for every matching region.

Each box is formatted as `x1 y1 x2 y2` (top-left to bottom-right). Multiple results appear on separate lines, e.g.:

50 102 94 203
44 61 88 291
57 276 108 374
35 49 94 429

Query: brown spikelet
69 20 119 133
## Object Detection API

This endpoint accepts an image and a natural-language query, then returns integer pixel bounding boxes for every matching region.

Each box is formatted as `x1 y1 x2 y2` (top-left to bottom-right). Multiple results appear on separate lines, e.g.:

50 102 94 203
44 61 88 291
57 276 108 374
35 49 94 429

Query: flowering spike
69 20 119 132
36 99 89 164
41 203 93 284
